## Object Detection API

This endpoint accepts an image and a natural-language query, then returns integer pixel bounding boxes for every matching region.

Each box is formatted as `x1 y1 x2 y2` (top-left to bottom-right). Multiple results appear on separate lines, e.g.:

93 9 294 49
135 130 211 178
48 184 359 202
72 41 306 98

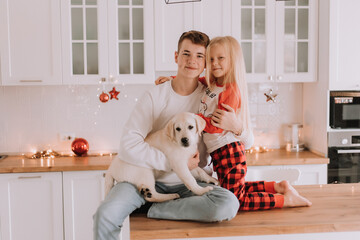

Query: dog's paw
202 176 219 186
193 185 213 195
210 178 219 186
140 187 152 199
171 193 180 200
204 185 213 192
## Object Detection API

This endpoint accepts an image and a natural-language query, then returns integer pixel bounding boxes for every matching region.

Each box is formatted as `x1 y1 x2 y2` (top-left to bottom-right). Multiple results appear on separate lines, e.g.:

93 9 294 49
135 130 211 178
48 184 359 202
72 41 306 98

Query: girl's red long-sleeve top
197 77 241 134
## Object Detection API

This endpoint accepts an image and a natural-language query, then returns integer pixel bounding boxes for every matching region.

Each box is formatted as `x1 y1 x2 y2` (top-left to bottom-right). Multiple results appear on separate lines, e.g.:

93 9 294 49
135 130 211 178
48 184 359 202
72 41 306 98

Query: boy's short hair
177 30 210 52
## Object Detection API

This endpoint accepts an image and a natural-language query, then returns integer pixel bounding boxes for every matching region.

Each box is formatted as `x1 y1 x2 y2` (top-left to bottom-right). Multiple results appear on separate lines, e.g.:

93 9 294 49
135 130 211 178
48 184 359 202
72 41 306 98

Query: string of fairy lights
24 76 142 158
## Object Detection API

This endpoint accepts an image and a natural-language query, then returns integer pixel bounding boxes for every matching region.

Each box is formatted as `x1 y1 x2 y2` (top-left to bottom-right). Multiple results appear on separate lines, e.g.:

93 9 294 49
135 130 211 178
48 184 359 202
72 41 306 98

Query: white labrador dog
105 112 219 202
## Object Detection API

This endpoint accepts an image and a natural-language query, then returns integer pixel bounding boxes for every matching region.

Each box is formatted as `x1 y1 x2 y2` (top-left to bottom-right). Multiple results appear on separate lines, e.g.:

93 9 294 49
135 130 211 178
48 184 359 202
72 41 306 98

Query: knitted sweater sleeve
236 127 254 150
117 90 171 171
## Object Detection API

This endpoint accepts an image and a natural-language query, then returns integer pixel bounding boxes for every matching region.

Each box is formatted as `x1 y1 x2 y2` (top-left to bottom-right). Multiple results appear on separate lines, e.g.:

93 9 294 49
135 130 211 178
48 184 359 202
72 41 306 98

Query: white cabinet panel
329 0 360 90
246 164 327 185
0 0 62 85
294 164 327 185
154 1 194 71
193 0 232 39
0 172 63 240
63 170 130 240
154 0 232 71
63 170 106 240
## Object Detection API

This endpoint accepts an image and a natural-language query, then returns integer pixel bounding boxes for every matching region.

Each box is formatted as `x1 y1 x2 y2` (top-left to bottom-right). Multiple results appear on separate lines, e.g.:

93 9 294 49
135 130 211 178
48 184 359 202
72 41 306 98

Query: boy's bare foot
275 180 312 207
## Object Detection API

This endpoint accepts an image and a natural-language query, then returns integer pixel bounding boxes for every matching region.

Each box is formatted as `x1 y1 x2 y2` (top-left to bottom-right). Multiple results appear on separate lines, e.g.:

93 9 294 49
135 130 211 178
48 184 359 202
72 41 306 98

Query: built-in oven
328 131 360 183
330 91 360 129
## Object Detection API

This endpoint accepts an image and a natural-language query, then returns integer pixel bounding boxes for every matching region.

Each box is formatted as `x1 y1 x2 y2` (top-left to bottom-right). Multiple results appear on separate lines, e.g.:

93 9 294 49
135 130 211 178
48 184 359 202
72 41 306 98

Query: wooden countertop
246 149 329 166
0 155 114 173
130 183 360 239
0 149 328 173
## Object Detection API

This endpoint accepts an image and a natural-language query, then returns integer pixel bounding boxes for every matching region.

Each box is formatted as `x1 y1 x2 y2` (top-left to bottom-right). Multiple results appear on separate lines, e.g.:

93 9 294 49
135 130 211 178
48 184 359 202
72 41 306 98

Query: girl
157 36 312 210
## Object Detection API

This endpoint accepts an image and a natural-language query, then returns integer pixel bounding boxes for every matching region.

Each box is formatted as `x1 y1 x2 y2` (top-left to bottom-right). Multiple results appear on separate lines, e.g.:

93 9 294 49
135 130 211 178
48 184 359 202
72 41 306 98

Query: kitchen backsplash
0 83 303 154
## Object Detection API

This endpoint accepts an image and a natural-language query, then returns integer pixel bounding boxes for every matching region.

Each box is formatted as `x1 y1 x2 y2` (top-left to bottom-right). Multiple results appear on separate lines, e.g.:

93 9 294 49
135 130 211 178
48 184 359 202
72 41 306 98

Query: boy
93 31 248 240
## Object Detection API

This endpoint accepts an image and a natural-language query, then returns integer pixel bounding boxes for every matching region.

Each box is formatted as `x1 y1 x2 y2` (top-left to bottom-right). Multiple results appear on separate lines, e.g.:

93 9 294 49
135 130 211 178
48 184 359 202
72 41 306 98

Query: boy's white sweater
118 80 253 185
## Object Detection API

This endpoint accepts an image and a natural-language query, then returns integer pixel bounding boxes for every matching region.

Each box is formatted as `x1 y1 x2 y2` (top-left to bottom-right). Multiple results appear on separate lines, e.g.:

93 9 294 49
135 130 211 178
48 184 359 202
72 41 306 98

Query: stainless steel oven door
328 147 360 183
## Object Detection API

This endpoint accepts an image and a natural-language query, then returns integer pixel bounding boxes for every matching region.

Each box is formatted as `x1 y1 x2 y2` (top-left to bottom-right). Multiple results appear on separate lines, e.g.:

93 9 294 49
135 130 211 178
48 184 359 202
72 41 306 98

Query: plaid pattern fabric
210 142 277 211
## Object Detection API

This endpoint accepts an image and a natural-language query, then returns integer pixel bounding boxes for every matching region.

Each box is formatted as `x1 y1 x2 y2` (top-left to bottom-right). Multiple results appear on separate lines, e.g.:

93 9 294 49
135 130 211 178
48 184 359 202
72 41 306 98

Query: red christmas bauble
71 138 89 156
99 92 109 103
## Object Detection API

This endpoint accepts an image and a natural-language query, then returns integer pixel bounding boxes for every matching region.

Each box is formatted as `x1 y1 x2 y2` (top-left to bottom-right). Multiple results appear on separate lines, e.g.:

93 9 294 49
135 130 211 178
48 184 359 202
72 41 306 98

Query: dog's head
165 112 206 148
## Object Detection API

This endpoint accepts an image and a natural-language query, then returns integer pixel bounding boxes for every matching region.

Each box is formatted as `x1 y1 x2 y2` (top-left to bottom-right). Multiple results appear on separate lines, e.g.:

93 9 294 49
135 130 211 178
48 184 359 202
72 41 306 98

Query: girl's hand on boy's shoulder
155 76 172 85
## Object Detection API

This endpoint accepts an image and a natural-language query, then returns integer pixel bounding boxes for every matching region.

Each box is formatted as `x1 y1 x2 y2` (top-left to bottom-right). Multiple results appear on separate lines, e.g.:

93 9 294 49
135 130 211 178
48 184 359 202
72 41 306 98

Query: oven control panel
328 130 360 147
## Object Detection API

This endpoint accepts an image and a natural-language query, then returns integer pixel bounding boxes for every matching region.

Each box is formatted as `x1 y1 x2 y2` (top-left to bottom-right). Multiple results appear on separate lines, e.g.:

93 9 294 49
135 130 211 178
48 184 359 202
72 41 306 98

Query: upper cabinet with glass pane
61 0 154 84
154 0 317 82
235 0 318 82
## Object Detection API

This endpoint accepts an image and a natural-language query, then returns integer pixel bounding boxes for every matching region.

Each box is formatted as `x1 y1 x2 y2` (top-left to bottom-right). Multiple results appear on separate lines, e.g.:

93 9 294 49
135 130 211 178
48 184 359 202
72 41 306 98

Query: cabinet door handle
19 80 43 83
277 75 283 81
18 176 42 179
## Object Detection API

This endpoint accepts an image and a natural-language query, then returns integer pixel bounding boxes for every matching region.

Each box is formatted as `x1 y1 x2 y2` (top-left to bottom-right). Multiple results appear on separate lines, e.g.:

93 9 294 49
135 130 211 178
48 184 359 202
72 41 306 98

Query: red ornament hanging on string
109 87 120 100
99 92 110 103
71 138 89 156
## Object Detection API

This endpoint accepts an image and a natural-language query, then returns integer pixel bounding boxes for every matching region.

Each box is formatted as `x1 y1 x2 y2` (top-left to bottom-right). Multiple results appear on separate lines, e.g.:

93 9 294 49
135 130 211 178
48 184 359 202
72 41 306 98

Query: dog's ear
195 115 206 136
165 118 175 140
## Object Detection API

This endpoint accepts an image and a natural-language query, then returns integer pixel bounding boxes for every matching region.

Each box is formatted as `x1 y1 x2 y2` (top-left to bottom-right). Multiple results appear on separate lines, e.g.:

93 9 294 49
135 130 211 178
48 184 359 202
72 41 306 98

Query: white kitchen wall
0 83 303 154
249 83 303 149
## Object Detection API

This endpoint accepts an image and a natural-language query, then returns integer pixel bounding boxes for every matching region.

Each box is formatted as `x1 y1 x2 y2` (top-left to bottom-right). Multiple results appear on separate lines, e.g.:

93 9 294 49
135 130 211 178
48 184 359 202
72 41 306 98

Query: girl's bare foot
274 180 294 194
275 180 312 207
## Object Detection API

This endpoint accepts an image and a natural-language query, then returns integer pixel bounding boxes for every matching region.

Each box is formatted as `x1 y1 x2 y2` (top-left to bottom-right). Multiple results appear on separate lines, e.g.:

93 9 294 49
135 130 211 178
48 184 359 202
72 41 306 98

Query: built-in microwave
330 91 360 129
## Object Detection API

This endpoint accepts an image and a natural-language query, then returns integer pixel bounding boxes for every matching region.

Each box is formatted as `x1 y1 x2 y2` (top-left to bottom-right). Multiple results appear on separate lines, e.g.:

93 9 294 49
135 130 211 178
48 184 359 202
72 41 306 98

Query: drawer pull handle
337 149 360 154
18 176 42 179
19 80 43 83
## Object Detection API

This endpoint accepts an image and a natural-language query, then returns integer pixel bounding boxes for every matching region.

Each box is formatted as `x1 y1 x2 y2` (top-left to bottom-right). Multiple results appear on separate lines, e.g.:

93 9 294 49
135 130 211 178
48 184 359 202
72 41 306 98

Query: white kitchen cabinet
0 170 130 240
235 0 318 83
246 164 327 185
0 172 63 240
328 0 360 90
61 0 154 85
154 0 318 83
63 171 106 240
154 0 232 71
63 170 130 240
0 0 62 85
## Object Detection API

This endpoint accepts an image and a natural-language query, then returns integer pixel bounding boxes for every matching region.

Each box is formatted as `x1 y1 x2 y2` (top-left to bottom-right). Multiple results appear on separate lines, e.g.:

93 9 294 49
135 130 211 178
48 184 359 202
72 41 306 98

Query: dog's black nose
181 137 189 147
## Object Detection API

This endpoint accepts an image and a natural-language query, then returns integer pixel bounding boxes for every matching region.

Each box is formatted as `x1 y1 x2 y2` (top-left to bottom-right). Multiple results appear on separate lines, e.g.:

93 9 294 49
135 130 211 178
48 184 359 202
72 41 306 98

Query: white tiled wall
248 83 303 148
0 83 303 154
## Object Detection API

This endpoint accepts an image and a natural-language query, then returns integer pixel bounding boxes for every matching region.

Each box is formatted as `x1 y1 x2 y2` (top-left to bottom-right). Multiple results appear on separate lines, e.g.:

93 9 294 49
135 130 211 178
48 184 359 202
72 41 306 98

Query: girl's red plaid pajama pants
210 141 284 211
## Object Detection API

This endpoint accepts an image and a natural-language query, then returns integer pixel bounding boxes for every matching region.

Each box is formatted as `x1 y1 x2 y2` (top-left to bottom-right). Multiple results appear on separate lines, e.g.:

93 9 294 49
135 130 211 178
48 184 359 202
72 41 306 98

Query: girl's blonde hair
205 36 251 131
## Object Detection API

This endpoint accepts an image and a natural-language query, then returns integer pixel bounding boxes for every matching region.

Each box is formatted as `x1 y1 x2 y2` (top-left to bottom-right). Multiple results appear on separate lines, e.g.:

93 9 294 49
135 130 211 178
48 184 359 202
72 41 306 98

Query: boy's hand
155 76 172 85
188 150 200 170
211 103 242 135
